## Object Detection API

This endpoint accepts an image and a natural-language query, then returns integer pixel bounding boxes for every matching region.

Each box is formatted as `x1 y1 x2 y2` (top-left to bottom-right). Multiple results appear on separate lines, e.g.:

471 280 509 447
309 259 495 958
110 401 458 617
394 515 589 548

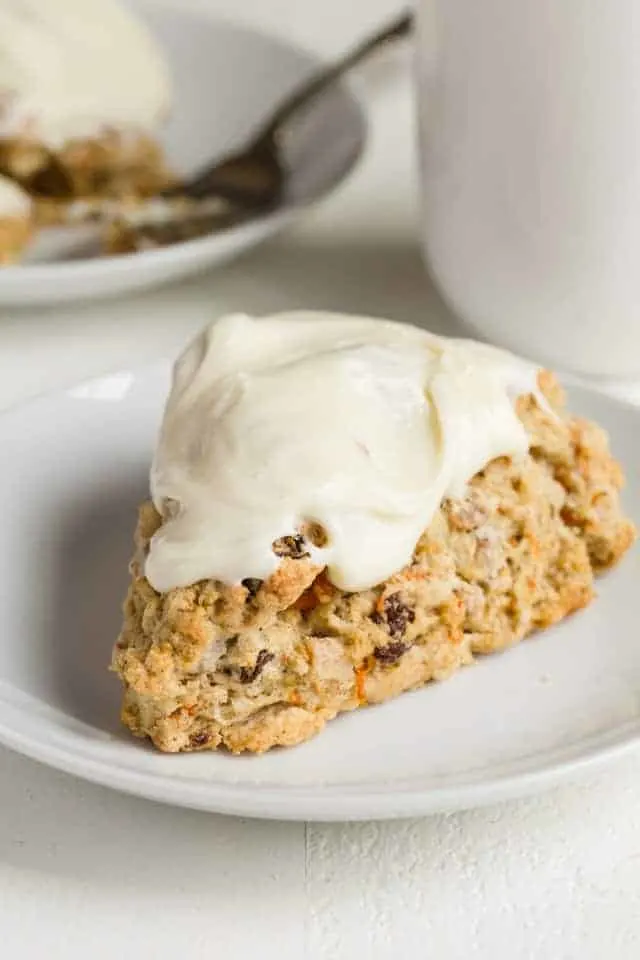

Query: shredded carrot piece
294 589 318 612
355 664 368 703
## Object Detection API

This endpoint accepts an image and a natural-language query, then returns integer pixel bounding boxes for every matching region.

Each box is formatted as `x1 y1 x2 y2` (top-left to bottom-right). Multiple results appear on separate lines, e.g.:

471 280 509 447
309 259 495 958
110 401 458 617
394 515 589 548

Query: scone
0 173 32 263
112 313 636 754
0 0 174 229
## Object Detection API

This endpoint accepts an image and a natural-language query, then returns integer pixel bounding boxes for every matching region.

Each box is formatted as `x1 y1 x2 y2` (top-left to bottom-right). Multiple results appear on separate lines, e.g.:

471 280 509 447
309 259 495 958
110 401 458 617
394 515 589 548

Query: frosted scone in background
0 0 174 222
112 313 636 754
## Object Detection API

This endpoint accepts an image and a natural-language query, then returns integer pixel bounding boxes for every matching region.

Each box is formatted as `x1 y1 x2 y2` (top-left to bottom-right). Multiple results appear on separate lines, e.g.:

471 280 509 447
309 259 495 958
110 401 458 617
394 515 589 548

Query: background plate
0 1 365 304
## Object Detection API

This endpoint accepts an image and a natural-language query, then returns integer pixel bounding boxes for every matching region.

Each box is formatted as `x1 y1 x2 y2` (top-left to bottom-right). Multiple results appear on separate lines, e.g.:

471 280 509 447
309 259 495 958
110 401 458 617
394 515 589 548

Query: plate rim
0 2 367 283
1 708 639 821
0 365 638 821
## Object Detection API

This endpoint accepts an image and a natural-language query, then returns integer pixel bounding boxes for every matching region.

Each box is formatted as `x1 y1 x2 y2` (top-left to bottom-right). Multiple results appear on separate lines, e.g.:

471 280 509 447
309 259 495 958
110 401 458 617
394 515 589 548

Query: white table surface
2 1 640 957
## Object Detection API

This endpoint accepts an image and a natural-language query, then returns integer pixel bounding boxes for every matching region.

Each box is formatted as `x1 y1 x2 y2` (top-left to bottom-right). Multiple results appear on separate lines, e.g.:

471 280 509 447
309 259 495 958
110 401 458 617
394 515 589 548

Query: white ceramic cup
417 0 640 377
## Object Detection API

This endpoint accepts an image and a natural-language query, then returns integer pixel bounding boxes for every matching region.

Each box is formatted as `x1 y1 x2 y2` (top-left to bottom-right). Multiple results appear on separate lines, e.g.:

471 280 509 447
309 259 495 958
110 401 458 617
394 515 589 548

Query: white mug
417 0 640 377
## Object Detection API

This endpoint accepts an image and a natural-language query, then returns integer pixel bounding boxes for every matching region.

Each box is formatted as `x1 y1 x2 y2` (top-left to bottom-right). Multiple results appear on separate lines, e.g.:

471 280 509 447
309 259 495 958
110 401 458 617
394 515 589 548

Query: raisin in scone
112 314 636 754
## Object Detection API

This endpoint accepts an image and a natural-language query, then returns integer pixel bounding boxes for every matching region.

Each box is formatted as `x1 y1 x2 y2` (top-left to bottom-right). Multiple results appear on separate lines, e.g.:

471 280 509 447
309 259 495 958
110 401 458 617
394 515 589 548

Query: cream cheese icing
146 312 543 593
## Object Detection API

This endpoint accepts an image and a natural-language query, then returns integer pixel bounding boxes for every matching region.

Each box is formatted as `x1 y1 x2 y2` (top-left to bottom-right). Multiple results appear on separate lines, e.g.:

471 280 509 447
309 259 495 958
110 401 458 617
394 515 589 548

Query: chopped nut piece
445 495 489 532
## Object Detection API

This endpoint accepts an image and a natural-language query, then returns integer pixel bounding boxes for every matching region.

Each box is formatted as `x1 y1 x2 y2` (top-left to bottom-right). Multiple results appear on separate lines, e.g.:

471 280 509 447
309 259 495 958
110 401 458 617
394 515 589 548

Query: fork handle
256 10 413 144
160 11 413 206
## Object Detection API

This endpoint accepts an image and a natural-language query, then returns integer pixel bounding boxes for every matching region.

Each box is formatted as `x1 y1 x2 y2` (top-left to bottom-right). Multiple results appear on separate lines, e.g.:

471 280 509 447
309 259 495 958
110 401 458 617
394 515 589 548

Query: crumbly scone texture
0 131 175 225
112 372 636 754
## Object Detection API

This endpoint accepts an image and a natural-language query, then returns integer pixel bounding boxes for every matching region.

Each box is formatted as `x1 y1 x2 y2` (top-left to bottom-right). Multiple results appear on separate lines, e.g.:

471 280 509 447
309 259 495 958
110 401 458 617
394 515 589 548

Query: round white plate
0 365 637 820
0 2 365 305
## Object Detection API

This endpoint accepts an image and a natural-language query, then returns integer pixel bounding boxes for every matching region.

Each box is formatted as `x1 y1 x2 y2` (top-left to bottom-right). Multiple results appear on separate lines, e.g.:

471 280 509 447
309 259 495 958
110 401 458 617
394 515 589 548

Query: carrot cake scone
0 0 174 228
112 313 636 754
0 173 32 262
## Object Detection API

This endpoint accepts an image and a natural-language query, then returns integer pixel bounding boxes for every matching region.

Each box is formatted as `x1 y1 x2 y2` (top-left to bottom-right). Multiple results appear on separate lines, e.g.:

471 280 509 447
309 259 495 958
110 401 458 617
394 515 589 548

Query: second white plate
0 2 365 305
0 365 637 820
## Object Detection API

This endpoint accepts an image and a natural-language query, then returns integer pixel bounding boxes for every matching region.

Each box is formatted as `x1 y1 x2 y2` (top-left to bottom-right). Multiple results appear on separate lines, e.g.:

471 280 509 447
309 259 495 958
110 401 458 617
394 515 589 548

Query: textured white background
1 1 640 957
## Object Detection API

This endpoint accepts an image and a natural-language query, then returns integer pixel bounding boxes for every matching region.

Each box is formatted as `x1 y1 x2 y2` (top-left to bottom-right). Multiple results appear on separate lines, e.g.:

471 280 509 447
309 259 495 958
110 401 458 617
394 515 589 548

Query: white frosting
0 0 171 147
146 313 543 594
0 173 30 216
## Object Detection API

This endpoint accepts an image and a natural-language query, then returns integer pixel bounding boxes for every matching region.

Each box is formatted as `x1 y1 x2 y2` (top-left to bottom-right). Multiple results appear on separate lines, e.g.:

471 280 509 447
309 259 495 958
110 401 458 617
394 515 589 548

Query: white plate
0 2 365 305
0 365 638 821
